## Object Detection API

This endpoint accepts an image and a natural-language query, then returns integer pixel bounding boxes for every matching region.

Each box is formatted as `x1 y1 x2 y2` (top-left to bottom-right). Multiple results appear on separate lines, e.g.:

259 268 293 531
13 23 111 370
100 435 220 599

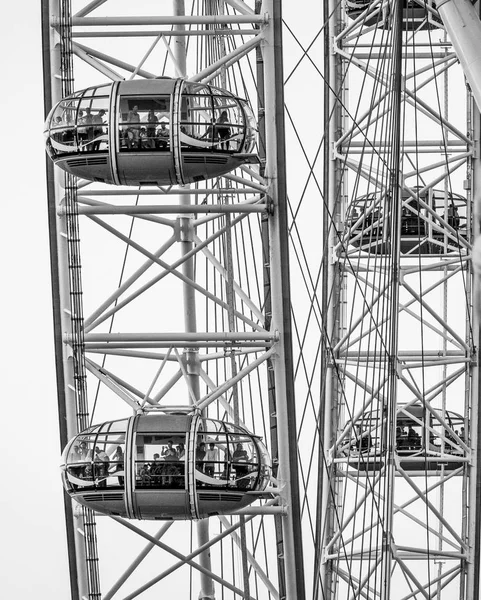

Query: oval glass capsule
45 78 258 186
61 412 271 520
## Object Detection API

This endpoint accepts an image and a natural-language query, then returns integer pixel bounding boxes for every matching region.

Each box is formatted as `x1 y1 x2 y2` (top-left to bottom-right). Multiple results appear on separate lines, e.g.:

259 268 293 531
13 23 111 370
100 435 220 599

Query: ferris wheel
42 0 481 599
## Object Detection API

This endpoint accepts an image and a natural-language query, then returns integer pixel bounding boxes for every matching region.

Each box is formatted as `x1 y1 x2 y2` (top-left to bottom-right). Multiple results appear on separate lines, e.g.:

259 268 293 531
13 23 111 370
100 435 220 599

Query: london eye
41 0 481 598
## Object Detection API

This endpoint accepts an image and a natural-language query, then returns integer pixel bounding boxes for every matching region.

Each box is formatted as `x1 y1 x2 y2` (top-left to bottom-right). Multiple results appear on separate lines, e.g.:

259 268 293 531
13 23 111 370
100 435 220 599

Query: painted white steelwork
43 1 481 599
315 0 480 598
42 0 304 599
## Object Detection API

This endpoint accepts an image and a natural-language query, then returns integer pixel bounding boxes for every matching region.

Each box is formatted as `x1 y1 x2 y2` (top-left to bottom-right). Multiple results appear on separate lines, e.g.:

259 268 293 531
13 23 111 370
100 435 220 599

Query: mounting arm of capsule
437 0 481 112
437 0 481 323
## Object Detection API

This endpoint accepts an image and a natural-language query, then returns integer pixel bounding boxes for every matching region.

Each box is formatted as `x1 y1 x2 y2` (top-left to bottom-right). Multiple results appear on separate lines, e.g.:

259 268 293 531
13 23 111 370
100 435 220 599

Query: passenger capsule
346 188 467 255
346 404 466 473
61 412 271 520
345 0 442 30
45 78 258 186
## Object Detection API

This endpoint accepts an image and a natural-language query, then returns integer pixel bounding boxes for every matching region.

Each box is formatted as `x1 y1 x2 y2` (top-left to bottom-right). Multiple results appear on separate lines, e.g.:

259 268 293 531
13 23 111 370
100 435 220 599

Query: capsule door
114 86 177 186
128 415 189 519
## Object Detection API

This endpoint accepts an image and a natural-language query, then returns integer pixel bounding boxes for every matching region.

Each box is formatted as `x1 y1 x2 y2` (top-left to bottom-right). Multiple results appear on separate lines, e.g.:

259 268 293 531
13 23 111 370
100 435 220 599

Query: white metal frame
43 1 305 599
319 0 478 598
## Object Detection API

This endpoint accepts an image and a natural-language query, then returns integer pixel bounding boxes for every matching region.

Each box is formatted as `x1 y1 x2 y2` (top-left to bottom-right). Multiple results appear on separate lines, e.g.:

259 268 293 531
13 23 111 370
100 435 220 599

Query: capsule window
196 435 229 487
118 96 171 152
65 435 96 490
135 432 186 489
241 100 256 153
229 436 259 490
77 96 109 153
62 419 127 491
195 431 259 491
46 98 79 157
179 90 245 153
396 418 423 453
212 97 244 152
92 433 125 489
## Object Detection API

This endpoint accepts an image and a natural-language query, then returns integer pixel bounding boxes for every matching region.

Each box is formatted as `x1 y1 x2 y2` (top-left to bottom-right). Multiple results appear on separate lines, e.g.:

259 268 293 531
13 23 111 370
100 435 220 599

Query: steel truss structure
42 1 481 599
42 1 305 599
311 0 481 598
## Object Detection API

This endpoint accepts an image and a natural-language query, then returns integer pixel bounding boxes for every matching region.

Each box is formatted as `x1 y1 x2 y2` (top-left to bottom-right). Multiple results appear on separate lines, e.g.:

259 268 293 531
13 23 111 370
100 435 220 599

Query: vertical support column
256 9 288 595
262 1 306 598
436 1 481 594
42 1 89 599
172 2 214 599
437 0 481 112
467 97 481 600
319 0 342 594
380 2 404 597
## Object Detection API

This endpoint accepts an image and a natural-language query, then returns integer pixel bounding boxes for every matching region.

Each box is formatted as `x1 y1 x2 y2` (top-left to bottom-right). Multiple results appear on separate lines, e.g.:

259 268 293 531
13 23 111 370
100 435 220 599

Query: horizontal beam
325 551 465 561
78 332 276 343
73 29 259 37
83 341 270 349
345 140 468 147
341 350 466 358
70 203 267 215
61 15 266 27
75 188 264 196
233 506 286 515
343 42 453 48
350 52 459 59
334 456 469 464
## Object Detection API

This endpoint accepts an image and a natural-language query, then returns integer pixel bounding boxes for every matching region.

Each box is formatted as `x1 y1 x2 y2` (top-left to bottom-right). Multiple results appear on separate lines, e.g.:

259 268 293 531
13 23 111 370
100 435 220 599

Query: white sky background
1 2 71 597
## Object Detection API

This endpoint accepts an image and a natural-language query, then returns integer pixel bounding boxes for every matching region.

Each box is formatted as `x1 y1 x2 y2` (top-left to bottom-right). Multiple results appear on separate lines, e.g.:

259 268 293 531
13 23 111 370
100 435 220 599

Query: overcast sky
1 2 71 597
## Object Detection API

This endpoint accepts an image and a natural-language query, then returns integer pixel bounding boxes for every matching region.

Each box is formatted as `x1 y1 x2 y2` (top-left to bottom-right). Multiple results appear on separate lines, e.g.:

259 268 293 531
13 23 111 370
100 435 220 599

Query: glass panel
227 436 258 490
77 97 109 153
212 98 243 152
179 93 214 150
195 434 229 488
240 100 257 153
65 435 96 489
92 444 111 488
396 415 423 453
65 431 126 489
195 439 207 472
224 422 249 435
211 86 228 96
183 82 209 95
47 98 79 156
118 96 170 151
180 92 246 153
431 411 465 455
204 419 226 434
135 432 185 489
100 418 128 434
72 434 97 463
92 433 126 489
90 84 111 97
50 98 78 128
109 442 126 488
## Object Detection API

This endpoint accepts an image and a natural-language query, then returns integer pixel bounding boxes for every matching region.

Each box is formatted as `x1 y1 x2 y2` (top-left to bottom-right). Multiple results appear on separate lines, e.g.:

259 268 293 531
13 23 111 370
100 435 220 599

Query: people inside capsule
112 445 124 485
346 188 467 256
347 407 466 459
45 81 252 156
345 0 442 30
